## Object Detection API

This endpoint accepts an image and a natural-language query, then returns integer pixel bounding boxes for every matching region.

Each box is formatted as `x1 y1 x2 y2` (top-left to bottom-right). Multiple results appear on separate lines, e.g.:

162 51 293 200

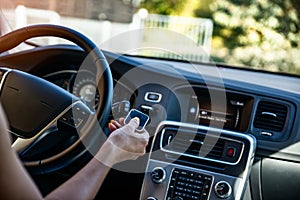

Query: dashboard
1 44 300 200
43 69 134 111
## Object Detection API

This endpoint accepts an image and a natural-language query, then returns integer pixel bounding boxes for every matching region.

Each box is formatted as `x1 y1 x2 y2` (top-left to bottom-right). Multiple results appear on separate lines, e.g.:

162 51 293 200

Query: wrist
95 141 117 168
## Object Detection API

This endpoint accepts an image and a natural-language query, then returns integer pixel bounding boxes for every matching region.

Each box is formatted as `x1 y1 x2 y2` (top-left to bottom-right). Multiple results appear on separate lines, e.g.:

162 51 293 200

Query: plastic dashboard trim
141 120 256 200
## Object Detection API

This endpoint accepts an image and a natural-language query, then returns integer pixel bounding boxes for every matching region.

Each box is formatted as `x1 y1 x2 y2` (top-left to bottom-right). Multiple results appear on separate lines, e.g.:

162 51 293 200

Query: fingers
103 117 150 165
109 116 139 130
108 119 122 132
111 120 121 128
108 122 117 132
109 117 148 139
128 117 140 129
118 117 125 126
125 117 145 134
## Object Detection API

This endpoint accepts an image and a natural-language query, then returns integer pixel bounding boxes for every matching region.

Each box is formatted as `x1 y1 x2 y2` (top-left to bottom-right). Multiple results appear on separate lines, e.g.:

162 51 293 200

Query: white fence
3 6 213 62
135 13 213 62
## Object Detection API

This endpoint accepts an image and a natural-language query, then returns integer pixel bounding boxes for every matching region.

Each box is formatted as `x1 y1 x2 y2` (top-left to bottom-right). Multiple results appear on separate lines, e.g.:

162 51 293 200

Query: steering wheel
0 24 113 173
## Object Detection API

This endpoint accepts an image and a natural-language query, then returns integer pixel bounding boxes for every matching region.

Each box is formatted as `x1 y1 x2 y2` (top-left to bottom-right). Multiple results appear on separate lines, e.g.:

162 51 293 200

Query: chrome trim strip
235 108 240 128
12 100 84 153
261 111 277 118
189 139 204 145
159 121 245 165
141 105 154 111
43 70 77 78
0 68 12 92
261 131 273 137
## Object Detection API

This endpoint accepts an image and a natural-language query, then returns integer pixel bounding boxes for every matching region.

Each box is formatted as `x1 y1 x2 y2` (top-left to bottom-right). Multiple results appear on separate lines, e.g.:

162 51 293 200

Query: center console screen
172 86 253 131
187 94 244 130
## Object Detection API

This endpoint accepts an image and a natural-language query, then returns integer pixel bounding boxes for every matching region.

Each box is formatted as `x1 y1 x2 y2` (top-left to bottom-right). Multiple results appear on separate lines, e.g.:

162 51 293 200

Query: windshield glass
1 0 299 75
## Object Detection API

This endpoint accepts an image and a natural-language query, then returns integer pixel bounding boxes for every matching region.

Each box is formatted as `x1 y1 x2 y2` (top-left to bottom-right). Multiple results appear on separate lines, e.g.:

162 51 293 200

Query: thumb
128 117 140 130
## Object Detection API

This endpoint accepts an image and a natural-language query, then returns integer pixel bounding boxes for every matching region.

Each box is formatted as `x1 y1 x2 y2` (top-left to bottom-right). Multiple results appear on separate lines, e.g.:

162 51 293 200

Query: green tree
139 0 300 74
139 0 187 15
194 0 300 74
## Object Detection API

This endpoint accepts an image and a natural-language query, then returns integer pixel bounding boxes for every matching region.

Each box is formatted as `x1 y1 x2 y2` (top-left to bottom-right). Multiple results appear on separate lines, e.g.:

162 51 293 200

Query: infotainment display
187 94 244 129
172 86 254 131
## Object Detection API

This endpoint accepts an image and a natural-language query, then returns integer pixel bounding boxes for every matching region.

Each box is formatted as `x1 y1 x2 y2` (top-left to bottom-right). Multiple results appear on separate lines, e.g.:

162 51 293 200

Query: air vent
162 129 225 159
160 127 244 165
254 101 287 132
173 134 224 159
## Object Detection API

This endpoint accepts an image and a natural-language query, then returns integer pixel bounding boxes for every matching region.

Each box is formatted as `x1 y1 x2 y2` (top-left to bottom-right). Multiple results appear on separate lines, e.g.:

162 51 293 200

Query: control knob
214 181 232 199
146 197 157 200
150 167 166 184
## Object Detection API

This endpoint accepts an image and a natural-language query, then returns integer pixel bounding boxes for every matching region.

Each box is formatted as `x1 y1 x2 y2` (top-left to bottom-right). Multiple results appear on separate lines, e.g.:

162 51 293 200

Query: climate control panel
140 121 256 200
166 168 213 200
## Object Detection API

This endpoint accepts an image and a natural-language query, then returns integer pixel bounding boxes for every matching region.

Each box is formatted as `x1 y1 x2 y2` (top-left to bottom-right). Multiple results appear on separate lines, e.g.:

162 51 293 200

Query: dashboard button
214 181 232 199
151 167 166 184
173 196 183 200
227 147 236 157
145 92 162 103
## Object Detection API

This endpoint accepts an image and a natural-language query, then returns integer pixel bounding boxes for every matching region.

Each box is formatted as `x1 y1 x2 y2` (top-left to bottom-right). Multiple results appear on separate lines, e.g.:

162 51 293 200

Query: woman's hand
108 117 125 132
96 117 150 167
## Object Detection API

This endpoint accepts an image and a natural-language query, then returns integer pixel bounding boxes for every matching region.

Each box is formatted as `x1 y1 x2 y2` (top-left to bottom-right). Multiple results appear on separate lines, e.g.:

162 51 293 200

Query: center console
140 121 256 200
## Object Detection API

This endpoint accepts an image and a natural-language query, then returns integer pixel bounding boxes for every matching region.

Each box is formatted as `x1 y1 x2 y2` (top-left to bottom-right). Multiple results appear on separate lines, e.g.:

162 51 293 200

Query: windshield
1 0 300 75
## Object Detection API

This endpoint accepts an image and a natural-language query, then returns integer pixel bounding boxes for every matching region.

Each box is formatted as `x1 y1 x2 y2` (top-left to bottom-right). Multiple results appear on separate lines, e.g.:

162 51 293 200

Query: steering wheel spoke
12 101 94 153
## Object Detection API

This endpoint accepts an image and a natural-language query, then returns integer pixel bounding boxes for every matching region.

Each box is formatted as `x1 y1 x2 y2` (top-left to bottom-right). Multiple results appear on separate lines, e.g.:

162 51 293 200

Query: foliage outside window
140 0 300 75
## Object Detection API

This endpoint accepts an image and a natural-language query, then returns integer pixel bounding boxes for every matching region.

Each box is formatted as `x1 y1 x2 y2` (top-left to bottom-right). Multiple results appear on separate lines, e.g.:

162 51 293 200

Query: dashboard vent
254 101 287 132
163 130 225 159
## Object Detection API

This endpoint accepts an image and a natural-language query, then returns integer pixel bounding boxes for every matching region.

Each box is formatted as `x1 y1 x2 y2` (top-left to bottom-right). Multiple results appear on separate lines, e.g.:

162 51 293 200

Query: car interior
0 1 300 200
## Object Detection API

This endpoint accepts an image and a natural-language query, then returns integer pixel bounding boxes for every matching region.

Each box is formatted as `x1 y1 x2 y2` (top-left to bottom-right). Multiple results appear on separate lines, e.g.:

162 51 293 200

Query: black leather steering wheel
0 24 113 173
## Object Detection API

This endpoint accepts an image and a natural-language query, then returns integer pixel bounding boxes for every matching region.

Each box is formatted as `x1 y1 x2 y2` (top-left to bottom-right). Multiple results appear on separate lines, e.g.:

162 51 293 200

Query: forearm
45 118 148 200
45 157 110 200
0 106 43 200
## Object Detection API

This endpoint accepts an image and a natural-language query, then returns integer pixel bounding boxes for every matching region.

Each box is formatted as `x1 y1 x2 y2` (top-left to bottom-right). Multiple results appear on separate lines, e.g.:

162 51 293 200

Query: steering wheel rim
0 24 113 173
